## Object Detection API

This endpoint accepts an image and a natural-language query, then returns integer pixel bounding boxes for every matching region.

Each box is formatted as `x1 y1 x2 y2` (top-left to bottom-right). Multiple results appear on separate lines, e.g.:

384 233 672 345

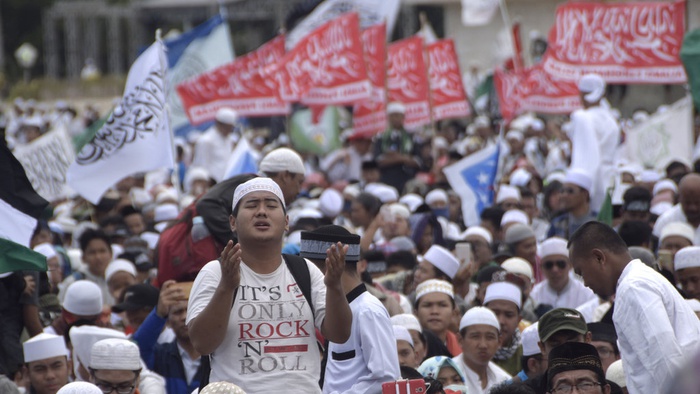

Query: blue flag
443 144 500 226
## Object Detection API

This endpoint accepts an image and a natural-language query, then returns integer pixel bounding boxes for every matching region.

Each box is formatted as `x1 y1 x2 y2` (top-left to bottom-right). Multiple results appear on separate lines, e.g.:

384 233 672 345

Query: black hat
300 225 361 262
548 342 605 390
476 265 505 284
587 322 617 344
361 160 379 170
111 284 159 313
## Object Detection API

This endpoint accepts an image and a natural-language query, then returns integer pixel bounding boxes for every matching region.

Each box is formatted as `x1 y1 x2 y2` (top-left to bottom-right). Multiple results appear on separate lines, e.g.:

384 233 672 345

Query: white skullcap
231 177 286 212
578 74 606 103
632 111 649 124
57 382 103 394
365 183 399 203
387 203 411 220
650 201 673 216
461 226 493 245
155 188 179 204
105 259 137 282
90 338 141 370
639 169 661 183
259 148 306 175
153 203 179 223
539 237 569 259
130 188 153 207
433 137 449 150
64 280 103 316
23 333 69 363
343 183 361 198
184 167 210 193
505 130 524 142
69 326 127 378
399 193 424 212
501 209 529 226
459 306 500 332
564 168 593 193
51 216 78 234
415 279 454 301
501 257 534 283
425 189 448 206
606 360 626 388
674 246 700 271
653 179 678 196
393 325 414 347
474 115 490 128
504 223 536 244
686 299 700 312
423 245 460 279
319 188 343 218
484 281 522 309
391 313 422 333
496 185 521 204
33 243 57 260
545 171 566 185
201 381 247 394
510 168 532 187
22 116 44 128
521 322 540 356
387 102 406 114
661 222 695 244
215 107 239 125
531 118 544 132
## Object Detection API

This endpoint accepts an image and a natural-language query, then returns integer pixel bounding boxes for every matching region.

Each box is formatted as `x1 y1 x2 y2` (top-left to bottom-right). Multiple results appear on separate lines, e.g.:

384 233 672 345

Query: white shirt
192 126 234 182
320 147 372 183
451 355 511 394
323 285 400 394
652 204 700 245
530 276 597 310
187 258 327 394
613 259 700 393
177 343 201 385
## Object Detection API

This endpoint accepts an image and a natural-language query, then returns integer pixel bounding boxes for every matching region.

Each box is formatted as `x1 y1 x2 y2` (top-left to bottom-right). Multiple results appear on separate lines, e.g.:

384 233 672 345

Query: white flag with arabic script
67 40 174 204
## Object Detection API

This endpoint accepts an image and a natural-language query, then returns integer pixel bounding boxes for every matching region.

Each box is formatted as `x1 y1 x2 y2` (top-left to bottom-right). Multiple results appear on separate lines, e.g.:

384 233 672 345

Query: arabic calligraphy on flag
427 39 471 121
353 24 387 137
387 37 431 130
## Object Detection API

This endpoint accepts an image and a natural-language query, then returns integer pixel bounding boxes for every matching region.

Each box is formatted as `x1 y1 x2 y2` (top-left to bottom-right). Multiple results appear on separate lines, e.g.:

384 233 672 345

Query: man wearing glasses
89 338 142 394
546 342 610 394
530 238 596 309
547 169 596 240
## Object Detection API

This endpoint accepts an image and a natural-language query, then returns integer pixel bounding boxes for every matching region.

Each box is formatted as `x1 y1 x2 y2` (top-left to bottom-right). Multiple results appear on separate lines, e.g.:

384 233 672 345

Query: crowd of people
2 71 700 394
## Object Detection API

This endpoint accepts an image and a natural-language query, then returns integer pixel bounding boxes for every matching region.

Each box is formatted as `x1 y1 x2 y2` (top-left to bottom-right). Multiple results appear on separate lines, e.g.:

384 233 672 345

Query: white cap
501 257 534 283
154 203 179 223
425 189 448 206
90 338 142 370
496 185 521 204
505 130 524 142
200 382 247 394
501 209 529 226
653 179 678 196
674 246 700 271
155 188 179 204
391 313 422 333
33 243 57 260
399 193 424 212
521 322 540 356
23 333 69 363
387 102 406 114
459 306 500 332
184 167 211 193
423 245 460 279
539 237 569 259
57 382 103 394
64 280 103 316
415 279 454 301
260 148 306 175
510 168 532 187
578 74 606 103
319 188 343 218
343 183 361 199
564 168 593 193
661 222 695 244
606 360 626 388
639 169 661 183
474 115 490 128
365 183 399 203
105 259 137 282
461 226 493 245
686 298 700 312
69 326 127 377
393 325 414 347
650 201 673 216
215 107 239 125
483 281 522 309
232 177 286 212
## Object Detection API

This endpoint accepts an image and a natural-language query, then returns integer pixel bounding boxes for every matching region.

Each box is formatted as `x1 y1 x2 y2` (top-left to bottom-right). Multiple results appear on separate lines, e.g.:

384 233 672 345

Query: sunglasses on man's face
543 260 567 270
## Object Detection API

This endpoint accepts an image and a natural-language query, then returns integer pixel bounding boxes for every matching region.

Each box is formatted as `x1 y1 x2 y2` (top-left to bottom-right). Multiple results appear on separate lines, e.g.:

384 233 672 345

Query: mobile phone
455 242 472 265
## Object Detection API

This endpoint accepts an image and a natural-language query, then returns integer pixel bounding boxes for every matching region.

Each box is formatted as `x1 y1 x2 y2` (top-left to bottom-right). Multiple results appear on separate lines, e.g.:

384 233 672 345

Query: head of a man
458 307 501 369
214 108 238 136
23 333 71 394
230 177 288 245
463 226 493 268
168 301 190 343
660 222 695 260
679 173 700 227
89 339 141 394
111 284 160 330
587 323 620 374
537 308 591 359
521 322 546 379
540 237 571 293
674 246 700 300
560 169 592 214
79 229 113 278
259 148 306 205
620 186 652 223
414 280 456 338
119 206 146 236
578 74 606 108
62 281 104 326
483 281 522 347
414 245 459 286
393 325 418 368
299 225 361 274
387 102 406 129
381 204 412 240
392 314 426 366
505 224 537 265
105 259 137 301
547 342 610 394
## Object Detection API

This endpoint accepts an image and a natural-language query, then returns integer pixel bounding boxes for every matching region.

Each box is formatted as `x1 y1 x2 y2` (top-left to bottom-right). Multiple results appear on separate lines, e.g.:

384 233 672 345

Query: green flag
597 188 613 226
72 116 107 153
681 29 700 110
0 238 47 274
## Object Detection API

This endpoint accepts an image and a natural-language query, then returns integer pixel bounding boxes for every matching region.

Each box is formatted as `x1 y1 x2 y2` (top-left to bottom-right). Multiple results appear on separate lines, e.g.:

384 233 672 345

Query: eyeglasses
551 382 602 394
94 382 136 394
543 260 567 270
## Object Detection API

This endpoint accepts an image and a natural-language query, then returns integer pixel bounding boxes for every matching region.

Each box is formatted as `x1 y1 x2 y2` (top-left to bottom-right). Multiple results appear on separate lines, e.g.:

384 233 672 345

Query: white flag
67 40 174 204
461 0 500 26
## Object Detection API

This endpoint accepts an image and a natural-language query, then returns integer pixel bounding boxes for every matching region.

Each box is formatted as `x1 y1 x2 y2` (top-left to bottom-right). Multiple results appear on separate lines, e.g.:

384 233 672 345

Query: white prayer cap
90 338 141 371
433 137 449 150
215 107 239 125
415 279 454 301
425 189 448 206
459 306 499 332
564 168 593 193
653 179 678 196
501 209 529 226
259 148 306 175
184 167 210 193
69 326 127 378
105 259 137 282
661 222 695 244
64 280 103 316
232 177 286 212
545 171 566 185
505 130 524 142
399 193 424 212
33 243 57 260
186 130 203 144
365 183 399 203
530 118 544 132
423 245 460 279
57 382 103 394
539 237 569 259
343 183 361 198
153 203 179 223
521 322 541 356
474 115 490 128
319 188 343 218
501 257 534 283
639 169 661 183
393 325 414 347
510 168 532 187
391 313 422 333
606 360 626 388
23 333 69 363
686 299 700 312
387 102 406 114
484 281 522 309
155 188 179 204
496 185 521 204
461 226 493 245
632 110 649 124
578 73 606 103
674 246 700 271
200 382 247 394
650 201 673 216
504 223 536 244
387 203 411 220
51 216 78 234
22 116 44 128
130 188 153 207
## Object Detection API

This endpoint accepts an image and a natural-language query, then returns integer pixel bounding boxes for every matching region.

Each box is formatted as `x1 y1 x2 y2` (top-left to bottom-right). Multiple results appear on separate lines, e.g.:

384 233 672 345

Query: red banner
387 37 431 129
543 0 687 84
176 35 289 124
427 39 470 121
353 24 387 137
275 13 371 104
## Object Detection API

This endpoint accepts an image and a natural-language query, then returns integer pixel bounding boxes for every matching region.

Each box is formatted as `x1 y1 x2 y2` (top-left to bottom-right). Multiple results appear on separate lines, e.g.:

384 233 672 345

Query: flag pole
498 0 521 72
158 28 182 200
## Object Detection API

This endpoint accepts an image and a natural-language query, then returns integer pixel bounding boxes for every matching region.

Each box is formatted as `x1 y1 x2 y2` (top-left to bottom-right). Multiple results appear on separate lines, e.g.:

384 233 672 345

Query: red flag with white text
427 39 471 121
353 24 388 137
387 37 431 129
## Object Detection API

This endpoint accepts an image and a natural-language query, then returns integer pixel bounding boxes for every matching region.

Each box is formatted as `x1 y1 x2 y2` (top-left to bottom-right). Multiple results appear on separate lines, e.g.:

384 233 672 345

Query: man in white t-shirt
186 178 352 394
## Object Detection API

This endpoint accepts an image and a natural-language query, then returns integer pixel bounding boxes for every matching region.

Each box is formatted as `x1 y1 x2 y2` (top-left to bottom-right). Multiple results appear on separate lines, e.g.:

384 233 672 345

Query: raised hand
156 280 187 318
324 242 348 289
219 240 242 290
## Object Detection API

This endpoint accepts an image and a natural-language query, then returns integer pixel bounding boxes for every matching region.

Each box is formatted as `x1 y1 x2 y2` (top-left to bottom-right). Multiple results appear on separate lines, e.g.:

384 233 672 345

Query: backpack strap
282 253 314 317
